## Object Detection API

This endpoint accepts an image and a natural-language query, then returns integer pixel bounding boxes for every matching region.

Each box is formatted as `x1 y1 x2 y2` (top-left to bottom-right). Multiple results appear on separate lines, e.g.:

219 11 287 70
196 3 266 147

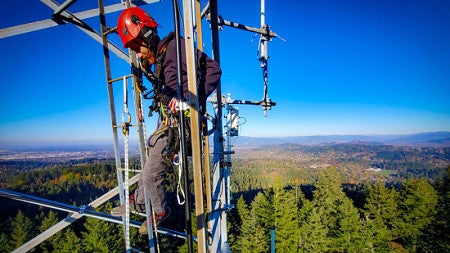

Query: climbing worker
111 7 221 235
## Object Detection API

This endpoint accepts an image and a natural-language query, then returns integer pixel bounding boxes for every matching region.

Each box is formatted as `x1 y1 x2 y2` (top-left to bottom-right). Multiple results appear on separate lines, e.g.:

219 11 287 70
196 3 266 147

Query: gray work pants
135 123 168 214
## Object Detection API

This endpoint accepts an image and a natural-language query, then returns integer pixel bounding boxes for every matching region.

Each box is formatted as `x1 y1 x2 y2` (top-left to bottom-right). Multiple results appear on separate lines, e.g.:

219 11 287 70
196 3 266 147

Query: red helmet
117 7 158 48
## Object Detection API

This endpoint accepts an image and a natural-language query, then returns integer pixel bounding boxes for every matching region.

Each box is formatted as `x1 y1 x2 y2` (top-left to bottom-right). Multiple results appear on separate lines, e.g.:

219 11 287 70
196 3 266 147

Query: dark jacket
157 32 222 102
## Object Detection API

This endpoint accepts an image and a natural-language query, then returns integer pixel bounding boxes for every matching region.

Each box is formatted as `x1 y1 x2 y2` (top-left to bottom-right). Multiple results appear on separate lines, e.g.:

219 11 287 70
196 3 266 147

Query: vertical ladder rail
100 0 157 251
122 76 132 251
224 103 233 208
209 0 231 251
172 0 194 251
97 0 130 250
122 0 158 250
182 0 207 252
195 1 214 240
122 0 157 250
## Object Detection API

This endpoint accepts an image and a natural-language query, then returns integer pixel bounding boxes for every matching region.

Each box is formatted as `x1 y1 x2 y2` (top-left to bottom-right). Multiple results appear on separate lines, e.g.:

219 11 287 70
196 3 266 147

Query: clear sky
0 0 449 145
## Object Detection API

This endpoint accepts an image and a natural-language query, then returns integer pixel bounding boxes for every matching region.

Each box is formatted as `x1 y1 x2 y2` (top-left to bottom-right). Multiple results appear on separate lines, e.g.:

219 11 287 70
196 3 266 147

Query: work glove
169 97 179 114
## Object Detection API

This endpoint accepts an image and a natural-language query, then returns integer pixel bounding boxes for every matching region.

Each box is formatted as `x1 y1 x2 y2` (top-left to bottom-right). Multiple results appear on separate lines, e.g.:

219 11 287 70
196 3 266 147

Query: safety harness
140 33 190 205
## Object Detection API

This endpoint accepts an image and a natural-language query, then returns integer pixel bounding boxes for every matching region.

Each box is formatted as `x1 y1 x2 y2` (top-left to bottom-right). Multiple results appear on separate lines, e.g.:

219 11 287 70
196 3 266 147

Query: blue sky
0 0 449 145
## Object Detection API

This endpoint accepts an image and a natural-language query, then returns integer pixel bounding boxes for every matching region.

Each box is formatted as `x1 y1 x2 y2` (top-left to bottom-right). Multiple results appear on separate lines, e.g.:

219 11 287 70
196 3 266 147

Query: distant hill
233 131 450 147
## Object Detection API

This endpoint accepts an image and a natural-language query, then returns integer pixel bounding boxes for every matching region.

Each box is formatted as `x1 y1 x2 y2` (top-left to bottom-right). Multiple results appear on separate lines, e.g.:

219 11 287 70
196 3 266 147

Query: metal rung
109 75 134 83
113 124 138 128
117 168 142 173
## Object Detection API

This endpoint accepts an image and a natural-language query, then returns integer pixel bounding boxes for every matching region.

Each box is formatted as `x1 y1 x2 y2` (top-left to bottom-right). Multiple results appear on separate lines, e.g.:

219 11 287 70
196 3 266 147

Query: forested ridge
231 144 449 191
0 144 449 252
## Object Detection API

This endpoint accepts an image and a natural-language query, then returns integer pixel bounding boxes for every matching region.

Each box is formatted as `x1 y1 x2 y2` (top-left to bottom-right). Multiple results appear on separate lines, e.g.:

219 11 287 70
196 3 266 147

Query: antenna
259 0 275 116
209 0 280 116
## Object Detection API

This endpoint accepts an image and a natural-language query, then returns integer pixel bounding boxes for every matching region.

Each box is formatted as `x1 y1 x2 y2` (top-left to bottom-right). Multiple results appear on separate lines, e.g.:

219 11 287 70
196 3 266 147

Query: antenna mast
259 0 273 116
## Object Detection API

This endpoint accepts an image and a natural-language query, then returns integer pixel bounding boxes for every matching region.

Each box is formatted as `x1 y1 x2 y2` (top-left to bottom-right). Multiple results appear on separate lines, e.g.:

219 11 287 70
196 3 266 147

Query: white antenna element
226 106 239 137
260 0 268 62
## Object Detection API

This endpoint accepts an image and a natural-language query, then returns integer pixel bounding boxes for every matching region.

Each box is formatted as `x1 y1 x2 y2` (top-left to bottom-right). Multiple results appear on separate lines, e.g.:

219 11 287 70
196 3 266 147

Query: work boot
110 194 146 216
139 207 171 235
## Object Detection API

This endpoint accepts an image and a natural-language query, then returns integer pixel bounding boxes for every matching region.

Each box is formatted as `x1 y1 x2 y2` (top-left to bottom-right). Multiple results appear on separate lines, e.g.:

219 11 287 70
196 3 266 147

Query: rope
175 125 186 205
122 76 131 250
124 128 131 249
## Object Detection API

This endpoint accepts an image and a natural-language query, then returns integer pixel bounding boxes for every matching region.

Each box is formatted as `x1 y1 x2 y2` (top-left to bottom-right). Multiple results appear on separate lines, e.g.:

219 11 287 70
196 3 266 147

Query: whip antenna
259 0 273 116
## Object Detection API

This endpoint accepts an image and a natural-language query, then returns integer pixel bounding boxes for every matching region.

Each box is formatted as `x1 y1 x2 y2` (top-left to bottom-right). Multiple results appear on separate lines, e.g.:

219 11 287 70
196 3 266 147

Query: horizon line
1 130 449 147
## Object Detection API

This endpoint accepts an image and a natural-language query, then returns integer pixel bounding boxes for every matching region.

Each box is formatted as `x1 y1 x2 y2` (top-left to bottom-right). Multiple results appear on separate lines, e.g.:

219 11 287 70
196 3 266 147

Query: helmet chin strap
138 45 156 71
139 57 150 71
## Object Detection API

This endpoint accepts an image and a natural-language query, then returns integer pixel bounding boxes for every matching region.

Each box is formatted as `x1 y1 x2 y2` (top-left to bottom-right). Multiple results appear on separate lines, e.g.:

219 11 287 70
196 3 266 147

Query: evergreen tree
101 201 125 251
8 210 34 252
231 196 249 252
419 166 450 252
82 216 124 252
397 178 438 251
363 182 401 250
359 215 383 253
82 217 109 252
332 192 365 252
272 184 299 252
253 190 273 232
0 233 10 253
38 210 59 252
255 190 274 245
237 192 270 252
52 228 82 252
298 200 330 252
240 209 268 253
227 208 240 252
306 168 365 252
